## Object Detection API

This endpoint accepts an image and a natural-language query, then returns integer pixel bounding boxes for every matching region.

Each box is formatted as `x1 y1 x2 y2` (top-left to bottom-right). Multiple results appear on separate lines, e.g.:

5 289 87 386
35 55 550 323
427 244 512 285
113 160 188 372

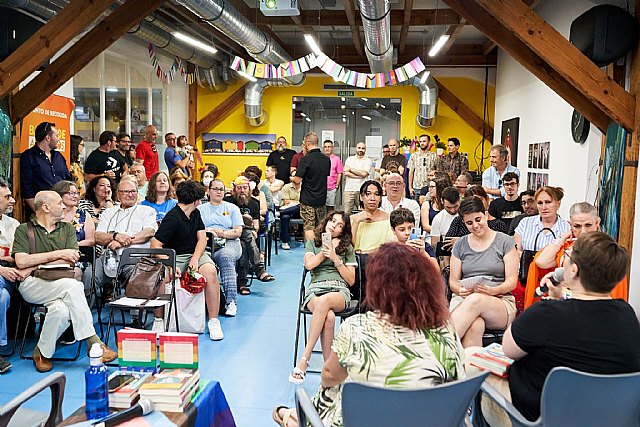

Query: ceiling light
300 112 306 117
379 104 386 109
375 102 379 108
342 114 346 117
429 35 450 57
264 0 277 9
305 117 311 122
361 97 368 101
174 32 218 54
106 86 118 93
341 97 345 102
362 115 372 121
419 70 431 85
237 70 257 82
341 105 345 110
396 111 401 115
304 34 322 56
292 103 296 109
342 117 346 123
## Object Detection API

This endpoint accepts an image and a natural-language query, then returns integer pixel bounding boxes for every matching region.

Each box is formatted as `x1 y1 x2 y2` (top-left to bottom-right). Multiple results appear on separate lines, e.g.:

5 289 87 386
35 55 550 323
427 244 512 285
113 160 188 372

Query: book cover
109 370 153 396
469 343 514 378
117 329 158 371
140 378 200 404
140 369 199 393
159 332 199 369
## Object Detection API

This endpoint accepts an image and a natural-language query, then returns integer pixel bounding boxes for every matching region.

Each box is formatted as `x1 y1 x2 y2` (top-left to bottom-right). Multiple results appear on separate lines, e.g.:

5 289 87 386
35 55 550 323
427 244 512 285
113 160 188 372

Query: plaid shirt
437 152 469 176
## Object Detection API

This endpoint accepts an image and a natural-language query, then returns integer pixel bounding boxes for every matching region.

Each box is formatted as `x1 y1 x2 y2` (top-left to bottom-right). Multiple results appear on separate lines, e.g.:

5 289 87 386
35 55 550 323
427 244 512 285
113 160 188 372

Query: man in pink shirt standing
323 140 343 210
135 125 159 180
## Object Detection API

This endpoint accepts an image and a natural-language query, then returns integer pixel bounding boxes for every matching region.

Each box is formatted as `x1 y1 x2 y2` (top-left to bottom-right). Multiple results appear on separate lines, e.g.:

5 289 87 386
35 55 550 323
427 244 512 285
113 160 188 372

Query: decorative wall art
501 117 520 167
202 133 276 154
597 123 626 239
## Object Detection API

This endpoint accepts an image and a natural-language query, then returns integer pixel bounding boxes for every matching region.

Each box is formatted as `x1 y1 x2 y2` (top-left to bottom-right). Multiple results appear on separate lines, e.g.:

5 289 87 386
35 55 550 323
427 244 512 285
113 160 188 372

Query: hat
233 176 250 186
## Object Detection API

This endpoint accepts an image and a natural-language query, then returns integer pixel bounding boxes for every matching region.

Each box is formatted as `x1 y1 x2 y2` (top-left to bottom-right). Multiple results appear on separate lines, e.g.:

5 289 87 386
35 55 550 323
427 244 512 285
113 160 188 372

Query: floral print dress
313 311 465 427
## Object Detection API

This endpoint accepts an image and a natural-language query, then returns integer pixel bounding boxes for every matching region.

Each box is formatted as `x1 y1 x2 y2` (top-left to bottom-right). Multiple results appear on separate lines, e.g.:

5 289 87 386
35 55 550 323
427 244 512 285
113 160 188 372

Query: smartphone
322 232 331 247
410 227 422 240
108 374 135 392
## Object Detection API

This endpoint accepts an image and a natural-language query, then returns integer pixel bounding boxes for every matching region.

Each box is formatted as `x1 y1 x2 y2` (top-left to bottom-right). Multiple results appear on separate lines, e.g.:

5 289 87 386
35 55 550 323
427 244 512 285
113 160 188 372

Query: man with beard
112 133 133 169
84 131 125 183
380 138 406 176
342 142 372 215
136 125 160 180
224 176 275 295
508 190 537 236
266 136 296 183
408 134 438 199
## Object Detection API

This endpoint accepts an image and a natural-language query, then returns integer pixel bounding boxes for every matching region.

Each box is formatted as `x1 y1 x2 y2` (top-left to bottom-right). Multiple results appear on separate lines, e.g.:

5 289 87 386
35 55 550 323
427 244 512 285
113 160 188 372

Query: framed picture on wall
501 117 520 167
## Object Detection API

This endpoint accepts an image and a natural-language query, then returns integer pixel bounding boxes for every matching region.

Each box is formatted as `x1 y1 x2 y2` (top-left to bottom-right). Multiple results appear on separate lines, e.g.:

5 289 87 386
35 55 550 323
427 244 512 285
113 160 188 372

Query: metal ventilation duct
357 0 394 73
411 72 438 128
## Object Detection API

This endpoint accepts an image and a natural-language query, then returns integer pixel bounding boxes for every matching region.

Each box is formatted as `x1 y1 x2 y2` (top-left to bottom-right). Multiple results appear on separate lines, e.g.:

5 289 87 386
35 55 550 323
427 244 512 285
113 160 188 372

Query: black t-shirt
84 148 125 181
509 299 640 421
223 195 260 220
266 149 296 183
508 213 530 236
153 205 205 255
488 197 524 230
111 149 133 168
295 148 331 207
381 153 406 170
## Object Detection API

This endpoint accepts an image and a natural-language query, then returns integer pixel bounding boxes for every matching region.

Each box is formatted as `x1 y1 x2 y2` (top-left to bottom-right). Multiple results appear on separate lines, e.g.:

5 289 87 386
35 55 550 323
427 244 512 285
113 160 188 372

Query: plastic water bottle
85 343 109 420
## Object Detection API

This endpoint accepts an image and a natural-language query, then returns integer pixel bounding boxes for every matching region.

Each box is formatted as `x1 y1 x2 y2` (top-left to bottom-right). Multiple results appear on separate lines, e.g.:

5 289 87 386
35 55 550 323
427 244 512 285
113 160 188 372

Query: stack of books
469 343 515 378
139 368 200 412
117 328 158 372
108 370 153 409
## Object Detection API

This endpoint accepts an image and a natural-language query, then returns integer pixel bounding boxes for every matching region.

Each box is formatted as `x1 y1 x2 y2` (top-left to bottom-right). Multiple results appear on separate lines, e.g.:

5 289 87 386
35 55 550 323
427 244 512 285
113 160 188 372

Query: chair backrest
0 372 65 427
117 247 177 284
354 252 368 310
539 367 640 426
342 372 489 427
78 245 96 264
295 388 325 427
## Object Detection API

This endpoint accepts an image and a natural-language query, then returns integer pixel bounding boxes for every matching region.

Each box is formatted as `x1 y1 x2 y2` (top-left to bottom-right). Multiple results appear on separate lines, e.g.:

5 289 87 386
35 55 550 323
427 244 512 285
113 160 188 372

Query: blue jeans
0 276 14 347
280 205 301 243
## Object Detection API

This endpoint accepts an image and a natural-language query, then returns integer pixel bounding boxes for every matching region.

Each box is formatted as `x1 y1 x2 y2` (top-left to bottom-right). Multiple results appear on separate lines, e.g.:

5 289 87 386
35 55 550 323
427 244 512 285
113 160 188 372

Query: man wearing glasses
508 190 537 236
482 144 520 199
20 121 71 212
84 130 125 183
488 172 524 230
408 134 438 199
136 125 159 180
380 173 420 227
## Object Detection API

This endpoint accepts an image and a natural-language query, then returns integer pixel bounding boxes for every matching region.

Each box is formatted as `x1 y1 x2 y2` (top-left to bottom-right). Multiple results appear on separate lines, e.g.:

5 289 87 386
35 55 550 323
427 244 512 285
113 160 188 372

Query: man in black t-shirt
488 172 524 230
152 180 224 340
84 131 125 182
266 136 296 184
380 138 406 176
111 133 133 169
292 132 330 241
224 176 274 292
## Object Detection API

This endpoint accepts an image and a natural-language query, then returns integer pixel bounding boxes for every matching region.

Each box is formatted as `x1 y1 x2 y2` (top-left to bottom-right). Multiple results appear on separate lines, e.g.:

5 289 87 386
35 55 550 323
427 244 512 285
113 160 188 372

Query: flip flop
259 273 276 282
239 286 251 295
272 406 298 427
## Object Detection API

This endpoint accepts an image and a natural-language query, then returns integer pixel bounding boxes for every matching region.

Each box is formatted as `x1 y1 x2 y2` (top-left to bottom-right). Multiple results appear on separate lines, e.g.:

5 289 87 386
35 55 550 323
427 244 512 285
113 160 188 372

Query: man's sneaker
281 242 291 250
151 318 165 334
0 356 11 374
208 318 224 341
225 301 237 317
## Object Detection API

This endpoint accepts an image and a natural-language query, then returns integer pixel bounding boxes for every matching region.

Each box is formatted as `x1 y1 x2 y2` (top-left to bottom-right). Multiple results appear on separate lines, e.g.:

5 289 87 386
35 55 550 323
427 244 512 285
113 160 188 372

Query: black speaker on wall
569 5 638 67
0 7 47 67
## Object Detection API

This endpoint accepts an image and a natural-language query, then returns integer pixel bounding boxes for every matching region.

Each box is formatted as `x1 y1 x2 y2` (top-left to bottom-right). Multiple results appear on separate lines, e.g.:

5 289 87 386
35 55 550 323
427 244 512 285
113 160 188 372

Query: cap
233 176 249 186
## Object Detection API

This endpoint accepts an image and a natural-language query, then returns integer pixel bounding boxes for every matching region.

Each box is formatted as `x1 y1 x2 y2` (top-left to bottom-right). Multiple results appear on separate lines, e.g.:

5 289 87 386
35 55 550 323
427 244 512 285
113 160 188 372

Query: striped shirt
514 215 570 251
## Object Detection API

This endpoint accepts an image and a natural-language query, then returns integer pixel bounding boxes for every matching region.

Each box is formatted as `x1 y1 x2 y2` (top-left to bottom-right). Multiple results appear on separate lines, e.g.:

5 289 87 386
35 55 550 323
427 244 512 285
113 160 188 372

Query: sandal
272 406 298 427
259 273 276 282
239 286 251 295
288 356 309 384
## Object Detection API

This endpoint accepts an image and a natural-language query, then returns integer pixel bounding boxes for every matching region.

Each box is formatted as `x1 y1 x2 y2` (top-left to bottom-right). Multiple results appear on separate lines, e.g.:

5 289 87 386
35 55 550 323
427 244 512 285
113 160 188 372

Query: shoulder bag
518 227 555 283
124 256 166 301
28 222 76 281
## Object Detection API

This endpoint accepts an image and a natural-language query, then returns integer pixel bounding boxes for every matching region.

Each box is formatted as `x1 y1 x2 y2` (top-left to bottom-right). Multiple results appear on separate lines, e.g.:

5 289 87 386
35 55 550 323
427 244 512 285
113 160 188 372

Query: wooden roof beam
0 0 116 98
10 0 166 124
195 83 247 135
442 0 614 132
480 0 542 57
398 0 414 55
440 18 467 56
342 0 364 56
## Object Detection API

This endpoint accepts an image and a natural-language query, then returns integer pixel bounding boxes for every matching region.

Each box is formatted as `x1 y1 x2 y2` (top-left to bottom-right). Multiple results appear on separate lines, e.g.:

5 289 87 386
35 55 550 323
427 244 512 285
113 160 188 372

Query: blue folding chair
295 388 324 427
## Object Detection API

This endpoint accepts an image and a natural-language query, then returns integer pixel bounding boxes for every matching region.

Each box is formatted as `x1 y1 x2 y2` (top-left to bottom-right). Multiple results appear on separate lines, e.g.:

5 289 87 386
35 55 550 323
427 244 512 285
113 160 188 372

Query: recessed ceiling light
341 97 345 102
300 112 306 117
342 117 346 123
361 97 368 101
305 117 311 122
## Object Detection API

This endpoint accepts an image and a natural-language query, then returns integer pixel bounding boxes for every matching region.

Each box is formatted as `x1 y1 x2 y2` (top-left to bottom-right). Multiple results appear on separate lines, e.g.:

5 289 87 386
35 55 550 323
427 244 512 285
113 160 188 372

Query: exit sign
337 91 354 97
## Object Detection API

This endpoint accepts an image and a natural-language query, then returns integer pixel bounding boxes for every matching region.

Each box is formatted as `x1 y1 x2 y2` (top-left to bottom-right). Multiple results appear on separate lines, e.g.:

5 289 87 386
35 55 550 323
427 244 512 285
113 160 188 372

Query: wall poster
501 117 520 167
202 133 276 154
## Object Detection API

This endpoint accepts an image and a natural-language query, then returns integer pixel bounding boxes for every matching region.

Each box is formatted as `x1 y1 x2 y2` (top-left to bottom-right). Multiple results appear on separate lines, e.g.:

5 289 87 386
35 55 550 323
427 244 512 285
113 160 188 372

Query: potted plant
399 136 413 154
434 134 446 156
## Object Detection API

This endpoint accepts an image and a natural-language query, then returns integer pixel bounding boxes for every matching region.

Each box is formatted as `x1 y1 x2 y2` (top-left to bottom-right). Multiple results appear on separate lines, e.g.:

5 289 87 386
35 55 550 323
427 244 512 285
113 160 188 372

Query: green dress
303 240 357 308
313 311 465 427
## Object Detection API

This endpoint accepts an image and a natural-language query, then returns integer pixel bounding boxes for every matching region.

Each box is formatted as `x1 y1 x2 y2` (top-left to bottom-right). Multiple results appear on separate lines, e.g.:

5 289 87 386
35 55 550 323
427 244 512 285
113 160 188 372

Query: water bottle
85 343 109 420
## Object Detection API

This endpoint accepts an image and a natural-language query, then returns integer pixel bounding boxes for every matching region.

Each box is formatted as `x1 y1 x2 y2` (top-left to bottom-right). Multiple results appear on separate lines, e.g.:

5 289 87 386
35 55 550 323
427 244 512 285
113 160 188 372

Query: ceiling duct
410 72 438 128
357 0 394 73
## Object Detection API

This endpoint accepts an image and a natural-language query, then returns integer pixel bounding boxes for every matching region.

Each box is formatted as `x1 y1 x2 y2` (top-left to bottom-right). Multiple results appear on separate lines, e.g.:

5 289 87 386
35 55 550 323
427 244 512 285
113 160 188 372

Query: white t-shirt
430 210 458 240
0 214 20 255
344 155 373 192
380 197 420 227
97 204 158 249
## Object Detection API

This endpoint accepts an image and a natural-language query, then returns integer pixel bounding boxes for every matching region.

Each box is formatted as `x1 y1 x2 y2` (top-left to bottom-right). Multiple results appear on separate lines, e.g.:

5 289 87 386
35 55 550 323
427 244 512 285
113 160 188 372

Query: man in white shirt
263 165 284 207
482 145 520 199
380 173 420 227
430 187 461 247
342 142 372 215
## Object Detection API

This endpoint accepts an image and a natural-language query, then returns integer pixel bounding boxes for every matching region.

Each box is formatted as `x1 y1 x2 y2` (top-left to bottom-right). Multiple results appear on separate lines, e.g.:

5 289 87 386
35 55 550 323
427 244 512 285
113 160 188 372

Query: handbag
518 227 555 283
27 222 76 281
124 256 166 301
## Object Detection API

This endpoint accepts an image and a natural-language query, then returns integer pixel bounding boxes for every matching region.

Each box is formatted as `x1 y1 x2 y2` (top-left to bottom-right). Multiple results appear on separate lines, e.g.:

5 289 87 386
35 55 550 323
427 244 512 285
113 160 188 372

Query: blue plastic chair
295 388 324 427
341 372 489 427
478 366 640 427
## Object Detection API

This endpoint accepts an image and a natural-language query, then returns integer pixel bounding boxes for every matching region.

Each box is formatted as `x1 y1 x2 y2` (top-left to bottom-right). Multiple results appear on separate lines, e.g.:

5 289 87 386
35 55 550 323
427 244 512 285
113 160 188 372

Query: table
60 381 235 427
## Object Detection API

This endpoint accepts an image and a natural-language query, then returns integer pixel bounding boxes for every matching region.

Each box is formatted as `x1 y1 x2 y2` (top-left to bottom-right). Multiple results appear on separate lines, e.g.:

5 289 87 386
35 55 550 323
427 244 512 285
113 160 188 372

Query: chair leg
293 308 302 368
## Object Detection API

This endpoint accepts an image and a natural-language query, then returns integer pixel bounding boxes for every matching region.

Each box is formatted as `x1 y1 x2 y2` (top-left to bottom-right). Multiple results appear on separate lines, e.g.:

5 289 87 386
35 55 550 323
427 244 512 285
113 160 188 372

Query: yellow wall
197 75 495 184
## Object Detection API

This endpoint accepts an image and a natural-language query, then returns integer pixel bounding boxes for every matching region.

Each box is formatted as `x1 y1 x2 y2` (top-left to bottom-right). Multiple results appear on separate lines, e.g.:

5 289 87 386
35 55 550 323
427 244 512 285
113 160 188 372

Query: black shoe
0 356 11 374
59 326 76 345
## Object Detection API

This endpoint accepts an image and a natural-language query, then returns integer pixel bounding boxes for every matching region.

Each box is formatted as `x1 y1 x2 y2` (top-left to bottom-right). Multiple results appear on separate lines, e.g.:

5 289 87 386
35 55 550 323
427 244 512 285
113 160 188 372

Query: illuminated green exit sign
337 91 354 97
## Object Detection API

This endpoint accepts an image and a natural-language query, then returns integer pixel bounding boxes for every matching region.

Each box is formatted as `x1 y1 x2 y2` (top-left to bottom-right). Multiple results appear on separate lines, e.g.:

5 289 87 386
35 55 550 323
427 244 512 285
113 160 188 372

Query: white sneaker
225 301 237 317
151 318 165 334
281 242 290 250
208 318 224 341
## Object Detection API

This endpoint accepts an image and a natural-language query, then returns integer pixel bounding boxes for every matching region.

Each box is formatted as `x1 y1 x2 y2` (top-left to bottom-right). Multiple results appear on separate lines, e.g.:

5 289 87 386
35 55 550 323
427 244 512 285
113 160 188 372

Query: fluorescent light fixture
342 114 346 117
300 112 306 117
342 117 346 123
429 35 450 57
361 97 368 101
304 34 322 55
396 111 401 115
362 115 372 121
174 32 218 54
419 70 431 85
341 97 346 102
341 105 346 110
292 103 296 109
305 117 311 122
379 104 386 109
106 86 118 93
236 70 257 82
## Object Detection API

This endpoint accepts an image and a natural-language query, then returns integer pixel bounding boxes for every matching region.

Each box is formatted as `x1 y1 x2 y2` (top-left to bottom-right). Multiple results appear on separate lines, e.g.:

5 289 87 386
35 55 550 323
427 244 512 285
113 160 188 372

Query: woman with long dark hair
78 175 116 223
350 180 393 253
289 211 356 385
69 135 85 197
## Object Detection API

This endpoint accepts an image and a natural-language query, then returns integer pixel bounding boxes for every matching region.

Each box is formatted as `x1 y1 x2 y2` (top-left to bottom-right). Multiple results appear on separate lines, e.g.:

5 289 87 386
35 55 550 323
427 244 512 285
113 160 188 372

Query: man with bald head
136 125 159 180
380 138 406 176
12 191 117 372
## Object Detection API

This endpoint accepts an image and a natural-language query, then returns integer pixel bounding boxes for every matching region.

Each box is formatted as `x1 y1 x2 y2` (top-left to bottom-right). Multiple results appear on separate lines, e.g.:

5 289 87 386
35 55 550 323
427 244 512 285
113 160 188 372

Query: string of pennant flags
148 43 198 85
230 52 426 88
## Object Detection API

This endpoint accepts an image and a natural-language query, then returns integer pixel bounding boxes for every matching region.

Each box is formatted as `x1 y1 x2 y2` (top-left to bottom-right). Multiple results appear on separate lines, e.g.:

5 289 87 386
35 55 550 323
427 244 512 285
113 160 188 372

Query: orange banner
19 94 75 162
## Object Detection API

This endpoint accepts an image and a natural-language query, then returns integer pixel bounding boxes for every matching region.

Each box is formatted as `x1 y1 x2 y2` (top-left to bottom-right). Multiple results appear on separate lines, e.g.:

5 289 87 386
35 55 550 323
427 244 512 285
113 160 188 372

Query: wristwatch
112 232 118 241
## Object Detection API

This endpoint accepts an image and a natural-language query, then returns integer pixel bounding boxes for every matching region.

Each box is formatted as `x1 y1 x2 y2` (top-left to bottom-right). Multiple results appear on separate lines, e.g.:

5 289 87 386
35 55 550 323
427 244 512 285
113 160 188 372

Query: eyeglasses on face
503 182 518 187
210 187 225 192
117 189 137 195
66 191 80 197
387 181 403 186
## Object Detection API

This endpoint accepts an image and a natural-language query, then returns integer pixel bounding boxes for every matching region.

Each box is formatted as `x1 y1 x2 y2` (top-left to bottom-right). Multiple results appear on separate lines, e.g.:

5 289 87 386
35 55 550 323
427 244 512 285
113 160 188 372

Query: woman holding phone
290 211 357 384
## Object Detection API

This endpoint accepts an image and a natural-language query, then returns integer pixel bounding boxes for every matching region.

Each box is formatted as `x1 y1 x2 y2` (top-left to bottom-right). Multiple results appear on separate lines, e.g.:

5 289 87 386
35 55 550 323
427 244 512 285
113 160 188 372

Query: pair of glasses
210 188 225 192
388 182 403 186
66 192 80 197
117 190 137 195
504 182 518 187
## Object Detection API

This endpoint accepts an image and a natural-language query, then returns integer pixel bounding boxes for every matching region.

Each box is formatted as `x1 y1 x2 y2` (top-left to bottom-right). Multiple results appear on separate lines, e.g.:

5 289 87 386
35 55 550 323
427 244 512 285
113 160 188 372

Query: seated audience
141 171 178 224
263 165 284 207
199 167 217 203
13 191 117 372
279 179 301 250
290 211 356 384
127 145 137 165
78 175 116 223
198 179 243 317
449 197 518 347
350 180 393 253
246 166 275 213
454 173 472 198
389 208 438 267
151 181 223 340
478 232 640 425
380 173 420 227
508 189 536 235
429 186 461 247
0 180 20 373
275 242 464 426
487 172 523 231
419 175 450 233
169 168 188 188
446 186 508 239
129 163 148 203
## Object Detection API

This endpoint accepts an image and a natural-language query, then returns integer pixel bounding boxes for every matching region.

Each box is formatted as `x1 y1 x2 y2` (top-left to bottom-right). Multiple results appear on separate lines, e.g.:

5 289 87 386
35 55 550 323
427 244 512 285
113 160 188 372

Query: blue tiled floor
0 241 322 426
